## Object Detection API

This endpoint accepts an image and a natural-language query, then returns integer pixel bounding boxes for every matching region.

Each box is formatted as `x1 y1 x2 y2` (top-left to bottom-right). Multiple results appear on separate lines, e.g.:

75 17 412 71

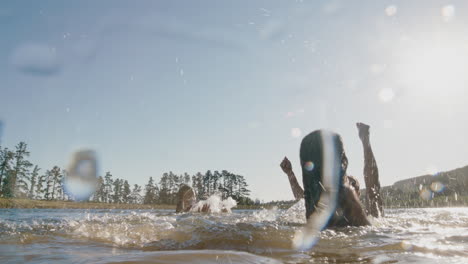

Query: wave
1 207 468 263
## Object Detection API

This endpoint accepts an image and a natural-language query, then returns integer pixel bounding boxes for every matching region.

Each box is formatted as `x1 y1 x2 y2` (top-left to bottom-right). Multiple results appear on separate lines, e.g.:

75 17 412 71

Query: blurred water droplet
64 150 98 201
385 5 397 17
291 128 302 138
419 188 432 201
400 240 413 251
441 5 455 21
370 64 386 74
430 181 445 193
379 88 394 102
304 161 315 172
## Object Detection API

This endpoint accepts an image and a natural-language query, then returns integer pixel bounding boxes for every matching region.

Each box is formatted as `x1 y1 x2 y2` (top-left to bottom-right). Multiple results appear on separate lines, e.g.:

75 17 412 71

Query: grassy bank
0 198 267 210
0 198 175 210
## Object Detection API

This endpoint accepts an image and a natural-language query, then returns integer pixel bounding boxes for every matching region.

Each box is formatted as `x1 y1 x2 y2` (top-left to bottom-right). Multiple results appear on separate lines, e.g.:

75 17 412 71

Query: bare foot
356 122 370 142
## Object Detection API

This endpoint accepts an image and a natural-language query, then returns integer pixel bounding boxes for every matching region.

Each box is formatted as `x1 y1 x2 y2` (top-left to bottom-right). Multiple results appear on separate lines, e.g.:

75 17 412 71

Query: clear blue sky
1 0 467 201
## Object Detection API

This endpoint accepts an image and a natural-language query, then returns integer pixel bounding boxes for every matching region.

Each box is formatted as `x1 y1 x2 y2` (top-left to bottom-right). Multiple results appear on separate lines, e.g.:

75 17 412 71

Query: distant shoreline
1 198 466 210
0 198 264 210
0 198 176 210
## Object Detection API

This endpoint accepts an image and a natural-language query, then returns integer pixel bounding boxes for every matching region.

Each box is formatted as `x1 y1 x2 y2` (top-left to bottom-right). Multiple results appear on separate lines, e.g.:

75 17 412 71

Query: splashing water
190 194 238 213
1 207 467 263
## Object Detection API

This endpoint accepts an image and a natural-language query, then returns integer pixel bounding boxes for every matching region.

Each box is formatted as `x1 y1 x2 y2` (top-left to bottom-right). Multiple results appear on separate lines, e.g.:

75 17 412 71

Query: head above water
299 130 348 219
300 130 348 180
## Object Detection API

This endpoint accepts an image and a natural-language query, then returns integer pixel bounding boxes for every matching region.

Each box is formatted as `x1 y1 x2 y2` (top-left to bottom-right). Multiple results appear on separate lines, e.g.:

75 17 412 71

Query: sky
1 0 468 202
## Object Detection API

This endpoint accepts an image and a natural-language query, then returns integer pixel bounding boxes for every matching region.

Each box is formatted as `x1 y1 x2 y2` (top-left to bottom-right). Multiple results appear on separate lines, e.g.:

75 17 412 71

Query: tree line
0 141 253 205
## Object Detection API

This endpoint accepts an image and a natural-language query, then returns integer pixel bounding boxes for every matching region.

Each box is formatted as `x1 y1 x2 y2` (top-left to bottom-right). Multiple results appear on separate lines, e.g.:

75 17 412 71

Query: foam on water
190 194 237 213
1 207 468 263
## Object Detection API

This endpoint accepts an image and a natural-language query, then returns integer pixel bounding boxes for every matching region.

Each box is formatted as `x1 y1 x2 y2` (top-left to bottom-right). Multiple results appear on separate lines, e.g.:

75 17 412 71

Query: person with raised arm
281 130 370 227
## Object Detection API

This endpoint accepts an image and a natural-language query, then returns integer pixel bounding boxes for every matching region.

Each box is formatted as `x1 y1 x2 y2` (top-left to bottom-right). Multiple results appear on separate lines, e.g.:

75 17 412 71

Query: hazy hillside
363 165 468 208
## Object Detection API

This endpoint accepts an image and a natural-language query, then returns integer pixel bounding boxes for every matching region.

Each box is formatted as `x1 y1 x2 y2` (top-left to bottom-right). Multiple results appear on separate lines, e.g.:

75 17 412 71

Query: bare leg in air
356 122 384 217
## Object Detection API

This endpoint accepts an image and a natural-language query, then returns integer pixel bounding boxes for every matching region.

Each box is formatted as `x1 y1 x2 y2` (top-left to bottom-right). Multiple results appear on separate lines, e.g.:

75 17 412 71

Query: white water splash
190 194 237 213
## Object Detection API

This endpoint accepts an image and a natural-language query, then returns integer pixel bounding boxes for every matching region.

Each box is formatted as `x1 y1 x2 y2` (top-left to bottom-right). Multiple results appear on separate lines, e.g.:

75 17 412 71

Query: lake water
1 202 467 263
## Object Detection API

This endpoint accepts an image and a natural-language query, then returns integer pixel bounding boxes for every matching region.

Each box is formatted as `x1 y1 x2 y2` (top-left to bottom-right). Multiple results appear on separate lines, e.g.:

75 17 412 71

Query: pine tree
35 173 46 200
94 176 105 202
0 147 14 195
168 171 177 204
130 184 142 204
159 173 169 204
4 142 33 198
50 166 62 200
193 172 204 199
122 180 131 203
213 170 222 193
103 172 113 203
112 178 123 203
144 177 156 204
44 170 52 200
29 165 40 199
204 170 213 196
221 170 232 197
235 175 251 202
59 170 67 200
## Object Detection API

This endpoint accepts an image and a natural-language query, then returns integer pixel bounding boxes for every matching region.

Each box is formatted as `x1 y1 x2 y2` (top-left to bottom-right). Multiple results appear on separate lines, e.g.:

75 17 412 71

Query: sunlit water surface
1 202 467 263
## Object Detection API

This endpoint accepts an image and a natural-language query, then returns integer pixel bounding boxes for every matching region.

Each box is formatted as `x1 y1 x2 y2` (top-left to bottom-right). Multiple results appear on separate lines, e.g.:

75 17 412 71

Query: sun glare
394 35 468 101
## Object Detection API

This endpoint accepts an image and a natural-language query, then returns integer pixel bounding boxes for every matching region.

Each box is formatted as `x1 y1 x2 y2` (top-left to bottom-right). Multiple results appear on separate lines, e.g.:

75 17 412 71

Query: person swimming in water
176 122 383 223
175 184 233 213
280 123 383 227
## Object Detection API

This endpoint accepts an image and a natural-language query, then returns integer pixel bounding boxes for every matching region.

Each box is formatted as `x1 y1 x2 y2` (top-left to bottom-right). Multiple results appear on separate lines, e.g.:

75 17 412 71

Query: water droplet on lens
304 161 314 171
64 150 98 201
441 5 455 21
430 181 445 193
385 5 397 17
419 188 432 201
379 88 394 102
291 128 302 138
400 240 413 251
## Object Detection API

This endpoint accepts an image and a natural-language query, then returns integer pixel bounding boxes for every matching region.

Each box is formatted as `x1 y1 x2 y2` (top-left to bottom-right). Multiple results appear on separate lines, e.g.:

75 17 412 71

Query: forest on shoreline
1 141 467 210
0 141 255 208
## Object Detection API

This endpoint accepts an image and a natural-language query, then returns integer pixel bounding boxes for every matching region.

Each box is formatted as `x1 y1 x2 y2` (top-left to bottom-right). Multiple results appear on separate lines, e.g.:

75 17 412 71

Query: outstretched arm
280 157 304 200
356 122 384 217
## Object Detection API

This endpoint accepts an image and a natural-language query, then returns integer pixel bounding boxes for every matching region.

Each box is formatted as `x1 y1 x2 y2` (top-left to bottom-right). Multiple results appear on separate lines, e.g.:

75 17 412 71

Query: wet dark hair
300 130 348 219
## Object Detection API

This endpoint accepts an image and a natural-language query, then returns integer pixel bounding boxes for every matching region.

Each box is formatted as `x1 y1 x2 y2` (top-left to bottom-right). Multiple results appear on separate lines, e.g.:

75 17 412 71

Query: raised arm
356 122 384 217
280 157 304 200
